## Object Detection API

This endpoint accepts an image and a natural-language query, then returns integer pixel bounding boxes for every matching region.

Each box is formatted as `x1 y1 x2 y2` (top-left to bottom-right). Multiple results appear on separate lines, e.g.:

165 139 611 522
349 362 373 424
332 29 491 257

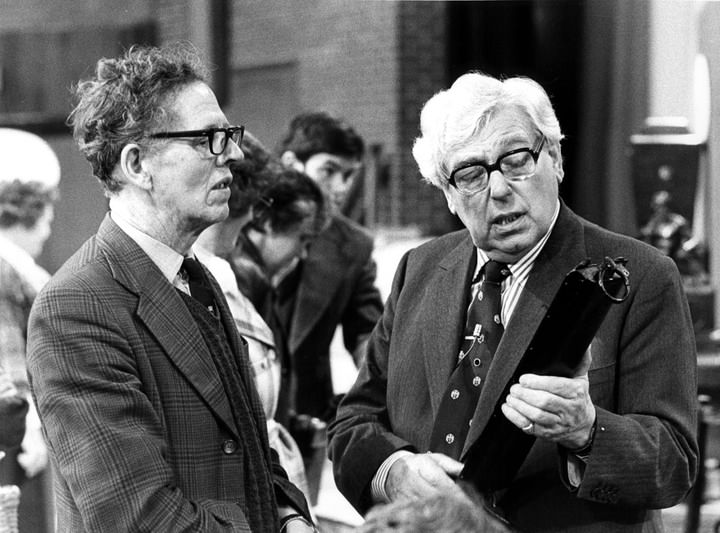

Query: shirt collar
110 209 185 284
474 199 561 279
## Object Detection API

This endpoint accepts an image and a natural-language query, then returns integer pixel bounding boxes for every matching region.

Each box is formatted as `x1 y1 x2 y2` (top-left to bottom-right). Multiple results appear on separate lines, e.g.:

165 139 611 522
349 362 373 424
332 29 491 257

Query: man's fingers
573 346 592 377
427 452 464 477
387 453 465 502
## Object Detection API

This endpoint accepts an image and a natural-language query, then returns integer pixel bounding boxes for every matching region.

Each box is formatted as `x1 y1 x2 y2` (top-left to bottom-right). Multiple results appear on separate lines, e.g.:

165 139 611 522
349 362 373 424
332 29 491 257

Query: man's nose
488 169 512 197
220 137 244 164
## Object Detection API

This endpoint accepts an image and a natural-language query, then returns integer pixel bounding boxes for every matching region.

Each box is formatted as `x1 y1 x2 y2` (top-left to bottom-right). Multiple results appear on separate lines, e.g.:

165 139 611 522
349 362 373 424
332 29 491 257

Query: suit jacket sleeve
27 279 255 532
570 251 698 507
328 250 415 513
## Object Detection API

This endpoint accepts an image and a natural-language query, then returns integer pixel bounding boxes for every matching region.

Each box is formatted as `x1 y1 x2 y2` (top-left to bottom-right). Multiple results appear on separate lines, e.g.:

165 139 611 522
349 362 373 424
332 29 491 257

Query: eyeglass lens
211 128 244 155
454 150 537 193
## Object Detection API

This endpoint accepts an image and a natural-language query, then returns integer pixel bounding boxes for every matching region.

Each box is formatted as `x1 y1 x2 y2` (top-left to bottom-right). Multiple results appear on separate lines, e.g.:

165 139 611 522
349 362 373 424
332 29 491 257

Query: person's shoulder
330 213 375 245
574 213 681 287
410 228 470 257
39 234 117 299
580 215 669 262
393 229 471 278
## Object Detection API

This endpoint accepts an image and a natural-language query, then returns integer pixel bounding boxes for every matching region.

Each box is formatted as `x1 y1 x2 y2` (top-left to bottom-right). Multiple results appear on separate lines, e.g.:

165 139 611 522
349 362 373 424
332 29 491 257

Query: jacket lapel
288 218 347 353
96 215 239 439
423 234 477 413
463 204 588 453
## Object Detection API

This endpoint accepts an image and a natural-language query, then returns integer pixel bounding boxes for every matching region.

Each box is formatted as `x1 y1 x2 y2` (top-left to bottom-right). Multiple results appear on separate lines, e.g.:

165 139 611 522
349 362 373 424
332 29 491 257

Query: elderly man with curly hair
26 44 314 533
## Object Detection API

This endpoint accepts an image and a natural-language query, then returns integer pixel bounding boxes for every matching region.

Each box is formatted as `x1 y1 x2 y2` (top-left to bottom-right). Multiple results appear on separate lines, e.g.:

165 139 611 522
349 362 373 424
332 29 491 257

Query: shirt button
445 433 455 444
472 376 482 387
473 358 482 367
494 314 501 324
478 291 484 301
450 389 460 400
222 439 237 455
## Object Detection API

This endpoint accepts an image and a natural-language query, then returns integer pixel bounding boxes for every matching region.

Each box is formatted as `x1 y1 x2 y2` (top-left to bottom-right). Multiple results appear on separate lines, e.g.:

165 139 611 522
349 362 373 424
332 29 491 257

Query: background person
276 111 384 429
0 364 27 452
26 44 313 532
0 127 60 533
195 130 320 504
230 161 329 505
328 72 698 532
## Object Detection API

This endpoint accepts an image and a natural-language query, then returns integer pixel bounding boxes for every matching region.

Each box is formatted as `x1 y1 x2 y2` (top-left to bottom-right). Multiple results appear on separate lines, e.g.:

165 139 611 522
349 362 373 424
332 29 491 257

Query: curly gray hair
68 43 209 193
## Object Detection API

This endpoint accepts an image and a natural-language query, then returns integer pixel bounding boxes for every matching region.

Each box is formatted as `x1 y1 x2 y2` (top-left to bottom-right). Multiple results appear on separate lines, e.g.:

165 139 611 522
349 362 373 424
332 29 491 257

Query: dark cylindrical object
461 257 630 491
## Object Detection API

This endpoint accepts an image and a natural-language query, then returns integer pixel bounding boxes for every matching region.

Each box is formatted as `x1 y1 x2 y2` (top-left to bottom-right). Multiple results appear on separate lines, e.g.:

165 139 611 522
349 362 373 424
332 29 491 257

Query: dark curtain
573 0 650 235
446 0 650 237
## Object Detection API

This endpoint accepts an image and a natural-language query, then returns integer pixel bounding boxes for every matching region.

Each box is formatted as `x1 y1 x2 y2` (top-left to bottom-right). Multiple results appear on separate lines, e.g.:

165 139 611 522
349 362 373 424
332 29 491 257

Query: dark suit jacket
329 204 698 532
280 213 383 421
27 215 309 532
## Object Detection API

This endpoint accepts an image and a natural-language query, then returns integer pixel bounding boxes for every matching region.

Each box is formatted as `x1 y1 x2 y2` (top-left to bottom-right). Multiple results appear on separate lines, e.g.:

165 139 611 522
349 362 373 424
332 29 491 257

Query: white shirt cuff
370 450 413 503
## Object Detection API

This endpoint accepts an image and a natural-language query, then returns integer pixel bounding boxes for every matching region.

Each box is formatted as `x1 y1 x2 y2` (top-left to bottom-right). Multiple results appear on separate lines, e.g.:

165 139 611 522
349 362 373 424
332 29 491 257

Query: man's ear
119 144 152 190
280 150 305 172
442 186 457 215
547 144 565 183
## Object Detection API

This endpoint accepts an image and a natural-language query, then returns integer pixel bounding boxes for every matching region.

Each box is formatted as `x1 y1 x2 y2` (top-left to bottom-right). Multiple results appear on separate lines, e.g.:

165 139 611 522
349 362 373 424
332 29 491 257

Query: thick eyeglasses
148 125 244 155
448 135 546 195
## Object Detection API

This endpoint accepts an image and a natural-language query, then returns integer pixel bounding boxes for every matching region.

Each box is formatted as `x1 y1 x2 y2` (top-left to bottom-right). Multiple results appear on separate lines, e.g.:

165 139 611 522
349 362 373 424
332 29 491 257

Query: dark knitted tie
181 257 216 314
429 260 510 459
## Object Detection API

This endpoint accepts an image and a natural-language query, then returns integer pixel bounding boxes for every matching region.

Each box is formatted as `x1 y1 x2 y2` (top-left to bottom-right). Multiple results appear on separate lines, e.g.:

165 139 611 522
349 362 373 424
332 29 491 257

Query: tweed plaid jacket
27 214 308 532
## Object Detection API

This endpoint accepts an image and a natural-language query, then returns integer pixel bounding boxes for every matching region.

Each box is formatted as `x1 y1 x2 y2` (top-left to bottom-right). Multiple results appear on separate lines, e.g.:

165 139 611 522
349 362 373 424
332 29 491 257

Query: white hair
412 72 564 189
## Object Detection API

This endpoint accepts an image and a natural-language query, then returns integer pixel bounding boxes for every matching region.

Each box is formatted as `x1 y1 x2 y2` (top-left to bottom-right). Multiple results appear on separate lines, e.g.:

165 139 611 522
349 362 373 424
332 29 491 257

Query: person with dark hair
328 72 697 531
0 127 60 533
279 112 365 215
26 44 314 532
275 111 383 434
195 131 319 506
238 167 327 289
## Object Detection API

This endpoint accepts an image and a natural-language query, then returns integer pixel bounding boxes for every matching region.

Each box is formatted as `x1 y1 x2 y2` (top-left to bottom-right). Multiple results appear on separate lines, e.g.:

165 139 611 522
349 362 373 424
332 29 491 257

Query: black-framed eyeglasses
448 134 546 195
147 125 245 155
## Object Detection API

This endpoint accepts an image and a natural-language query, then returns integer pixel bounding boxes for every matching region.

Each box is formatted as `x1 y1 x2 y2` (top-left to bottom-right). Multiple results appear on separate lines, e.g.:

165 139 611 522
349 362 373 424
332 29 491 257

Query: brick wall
1 0 456 235
230 1 398 154
396 2 455 233
228 0 453 233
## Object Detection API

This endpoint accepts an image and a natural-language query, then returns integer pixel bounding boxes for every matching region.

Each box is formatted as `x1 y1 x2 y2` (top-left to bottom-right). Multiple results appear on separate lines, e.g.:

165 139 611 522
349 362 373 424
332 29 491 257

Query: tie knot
483 260 510 284
182 257 205 282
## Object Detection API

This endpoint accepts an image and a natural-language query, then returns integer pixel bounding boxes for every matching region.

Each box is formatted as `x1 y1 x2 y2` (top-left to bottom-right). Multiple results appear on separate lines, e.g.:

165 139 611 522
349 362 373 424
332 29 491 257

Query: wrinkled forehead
447 106 536 167
162 81 228 130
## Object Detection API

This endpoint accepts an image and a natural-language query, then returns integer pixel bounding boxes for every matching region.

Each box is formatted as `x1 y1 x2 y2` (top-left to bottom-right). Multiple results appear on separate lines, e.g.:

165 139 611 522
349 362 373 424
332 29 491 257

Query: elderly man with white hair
328 72 698 532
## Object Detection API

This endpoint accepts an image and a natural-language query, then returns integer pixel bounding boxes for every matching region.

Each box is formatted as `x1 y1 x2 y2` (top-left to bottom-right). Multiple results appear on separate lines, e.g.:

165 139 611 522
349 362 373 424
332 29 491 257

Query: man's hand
500 348 596 449
277 507 316 533
386 452 465 502
282 518 316 532
18 425 48 478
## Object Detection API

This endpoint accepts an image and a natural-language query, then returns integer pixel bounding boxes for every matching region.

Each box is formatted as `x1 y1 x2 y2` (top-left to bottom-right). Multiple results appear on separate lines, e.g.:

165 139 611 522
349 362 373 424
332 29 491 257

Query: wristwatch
568 419 598 462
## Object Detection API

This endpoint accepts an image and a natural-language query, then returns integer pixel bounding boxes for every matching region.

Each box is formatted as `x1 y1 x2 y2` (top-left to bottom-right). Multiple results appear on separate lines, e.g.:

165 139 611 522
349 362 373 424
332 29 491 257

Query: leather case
460 256 630 491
